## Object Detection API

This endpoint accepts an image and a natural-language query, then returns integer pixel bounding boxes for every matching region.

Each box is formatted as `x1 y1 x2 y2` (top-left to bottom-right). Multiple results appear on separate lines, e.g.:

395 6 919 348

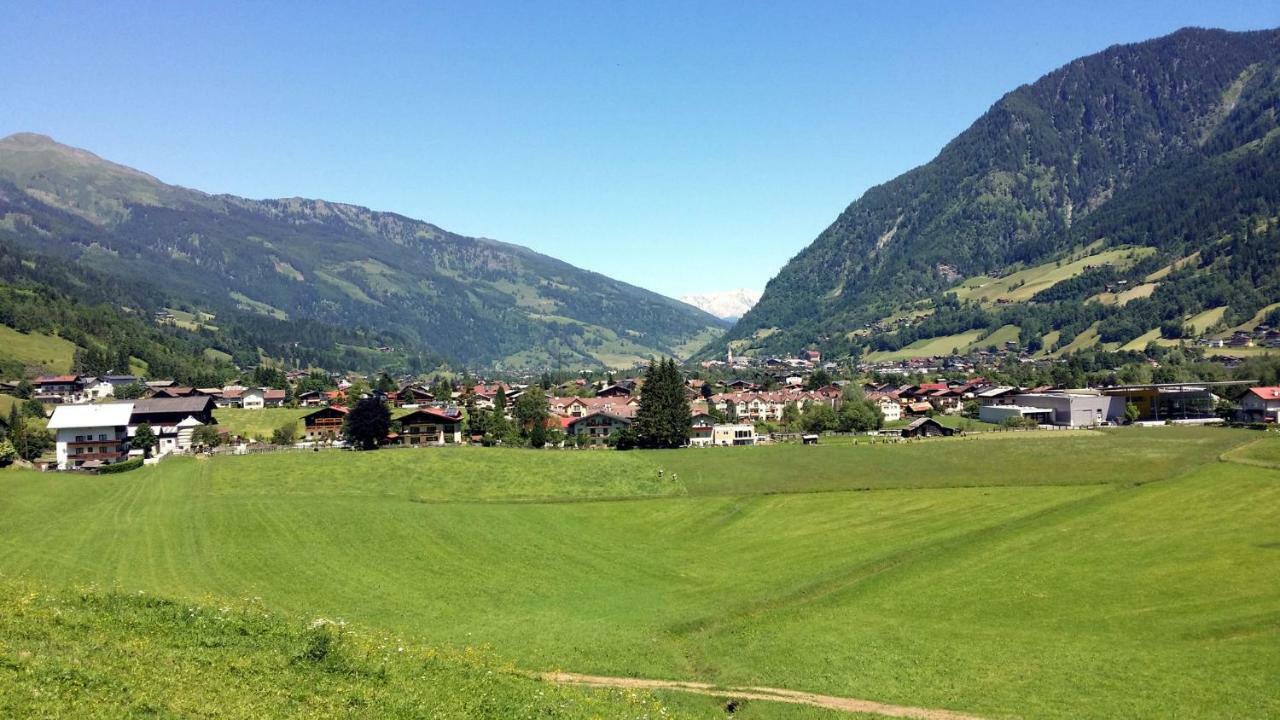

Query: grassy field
0 324 76 374
1 428 1277 718
214 407 310 441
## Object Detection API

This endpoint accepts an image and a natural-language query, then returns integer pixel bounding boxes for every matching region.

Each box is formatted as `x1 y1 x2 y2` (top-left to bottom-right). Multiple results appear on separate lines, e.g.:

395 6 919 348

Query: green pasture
0 324 76 374
214 407 309 441
0 427 1277 719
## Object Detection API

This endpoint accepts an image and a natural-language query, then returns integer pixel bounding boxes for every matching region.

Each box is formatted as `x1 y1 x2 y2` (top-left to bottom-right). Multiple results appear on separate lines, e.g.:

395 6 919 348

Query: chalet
80 377 117 401
799 349 821 363
596 380 635 398
150 386 197 399
394 385 435 407
688 412 716 446
567 411 631 443
296 390 327 407
263 389 287 407
102 375 142 389
875 397 902 422
129 396 217 456
131 396 217 427
302 405 348 442
395 408 463 446
34 374 83 401
1240 386 1280 423
216 387 245 408
240 388 265 409
47 403 134 470
976 386 1020 406
898 417 954 439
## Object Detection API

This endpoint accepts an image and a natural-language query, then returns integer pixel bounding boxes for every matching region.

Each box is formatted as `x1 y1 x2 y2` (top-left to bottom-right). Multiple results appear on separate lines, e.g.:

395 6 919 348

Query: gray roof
131 396 216 415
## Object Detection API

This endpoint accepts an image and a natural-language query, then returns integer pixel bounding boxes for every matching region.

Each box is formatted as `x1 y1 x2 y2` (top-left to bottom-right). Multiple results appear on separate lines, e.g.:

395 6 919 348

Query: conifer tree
633 359 691 449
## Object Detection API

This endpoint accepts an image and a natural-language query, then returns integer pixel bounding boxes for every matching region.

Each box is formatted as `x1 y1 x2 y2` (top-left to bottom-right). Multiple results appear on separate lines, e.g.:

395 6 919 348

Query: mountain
710 27 1280 362
679 289 761 322
0 133 724 371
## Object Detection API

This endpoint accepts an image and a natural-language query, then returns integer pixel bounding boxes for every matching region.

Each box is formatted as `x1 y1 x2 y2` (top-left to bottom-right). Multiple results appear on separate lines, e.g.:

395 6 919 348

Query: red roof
36 375 80 384
1248 386 1280 400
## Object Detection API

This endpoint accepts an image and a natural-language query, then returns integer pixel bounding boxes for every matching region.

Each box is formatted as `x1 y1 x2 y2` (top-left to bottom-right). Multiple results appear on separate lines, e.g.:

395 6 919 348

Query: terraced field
1 428 1277 719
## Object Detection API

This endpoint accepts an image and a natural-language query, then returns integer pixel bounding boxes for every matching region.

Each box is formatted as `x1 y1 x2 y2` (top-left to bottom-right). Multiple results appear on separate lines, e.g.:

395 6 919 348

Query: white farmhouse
47 403 134 470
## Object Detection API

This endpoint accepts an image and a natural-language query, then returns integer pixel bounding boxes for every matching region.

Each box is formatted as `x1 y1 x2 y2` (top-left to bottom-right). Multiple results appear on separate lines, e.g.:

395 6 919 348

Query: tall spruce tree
633 359 691 449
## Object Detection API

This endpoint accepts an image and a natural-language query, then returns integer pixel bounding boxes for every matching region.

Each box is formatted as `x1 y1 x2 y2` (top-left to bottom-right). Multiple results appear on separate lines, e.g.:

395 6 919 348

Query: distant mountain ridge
708 27 1280 361
679 289 761 321
0 133 724 370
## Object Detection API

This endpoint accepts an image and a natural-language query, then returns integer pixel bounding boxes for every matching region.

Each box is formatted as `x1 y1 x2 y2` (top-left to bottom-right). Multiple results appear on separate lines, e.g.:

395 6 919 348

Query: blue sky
4 2 1278 299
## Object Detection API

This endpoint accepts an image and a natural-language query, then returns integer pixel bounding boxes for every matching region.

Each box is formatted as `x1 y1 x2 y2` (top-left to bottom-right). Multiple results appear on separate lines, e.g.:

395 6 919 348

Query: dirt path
541 672 988 720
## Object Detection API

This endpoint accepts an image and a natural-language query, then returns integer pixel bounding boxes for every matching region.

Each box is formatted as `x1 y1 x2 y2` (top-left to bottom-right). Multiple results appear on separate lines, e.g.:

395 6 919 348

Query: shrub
97 458 144 474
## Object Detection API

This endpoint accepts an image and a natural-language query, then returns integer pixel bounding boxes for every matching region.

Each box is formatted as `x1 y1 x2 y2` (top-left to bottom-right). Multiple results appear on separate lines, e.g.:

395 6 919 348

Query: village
10 347 1278 471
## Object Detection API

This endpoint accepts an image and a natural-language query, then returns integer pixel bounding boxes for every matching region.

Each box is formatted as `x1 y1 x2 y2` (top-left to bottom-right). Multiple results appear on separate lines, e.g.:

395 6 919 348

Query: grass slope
0 583 681 719
0 324 76 373
0 428 1276 719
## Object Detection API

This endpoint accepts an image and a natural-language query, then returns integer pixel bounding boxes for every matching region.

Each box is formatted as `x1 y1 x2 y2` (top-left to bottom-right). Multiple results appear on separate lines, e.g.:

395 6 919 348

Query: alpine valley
710 27 1280 363
0 132 725 378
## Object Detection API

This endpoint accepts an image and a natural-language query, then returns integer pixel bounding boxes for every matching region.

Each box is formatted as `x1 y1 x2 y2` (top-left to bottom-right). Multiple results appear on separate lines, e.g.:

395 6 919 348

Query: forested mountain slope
710 27 1280 360
0 133 724 371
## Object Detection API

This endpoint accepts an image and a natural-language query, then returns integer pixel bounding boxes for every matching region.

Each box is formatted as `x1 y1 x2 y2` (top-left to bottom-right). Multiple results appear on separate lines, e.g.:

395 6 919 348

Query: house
150 386 197 399
567 411 631 443
596 381 635 398
898 417 954 439
129 396 218 457
296 390 327 407
688 412 717 446
711 423 758 446
1240 386 1280 423
799 349 821 363
80 377 117 401
47 403 134 470
395 408 464 446
34 374 83 402
975 386 1021 406
102 375 142 389
130 396 217 427
394 385 435 407
302 405 348 442
238 388 285 410
241 388 265 410
876 397 902 422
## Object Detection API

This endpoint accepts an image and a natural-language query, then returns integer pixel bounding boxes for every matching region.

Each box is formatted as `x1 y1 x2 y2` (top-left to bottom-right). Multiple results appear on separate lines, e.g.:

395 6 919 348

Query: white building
47 403 134 470
711 423 758 446
877 398 902 422
241 388 265 410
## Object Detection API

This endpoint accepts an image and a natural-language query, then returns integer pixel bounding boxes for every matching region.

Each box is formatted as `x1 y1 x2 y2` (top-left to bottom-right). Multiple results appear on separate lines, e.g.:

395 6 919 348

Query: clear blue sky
4 2 1277 299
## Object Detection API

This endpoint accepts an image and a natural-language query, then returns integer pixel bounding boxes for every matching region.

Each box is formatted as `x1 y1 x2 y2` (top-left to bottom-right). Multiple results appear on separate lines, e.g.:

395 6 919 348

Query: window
99 433 107 441
76 435 85 442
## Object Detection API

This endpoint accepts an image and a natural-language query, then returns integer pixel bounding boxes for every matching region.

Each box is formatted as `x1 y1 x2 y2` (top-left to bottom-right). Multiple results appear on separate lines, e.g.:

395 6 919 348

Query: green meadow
1 428 1278 718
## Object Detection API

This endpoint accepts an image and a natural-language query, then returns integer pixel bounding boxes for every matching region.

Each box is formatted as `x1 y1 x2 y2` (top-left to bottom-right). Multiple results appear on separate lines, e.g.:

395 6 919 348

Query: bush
97 458 144 474
270 422 298 446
